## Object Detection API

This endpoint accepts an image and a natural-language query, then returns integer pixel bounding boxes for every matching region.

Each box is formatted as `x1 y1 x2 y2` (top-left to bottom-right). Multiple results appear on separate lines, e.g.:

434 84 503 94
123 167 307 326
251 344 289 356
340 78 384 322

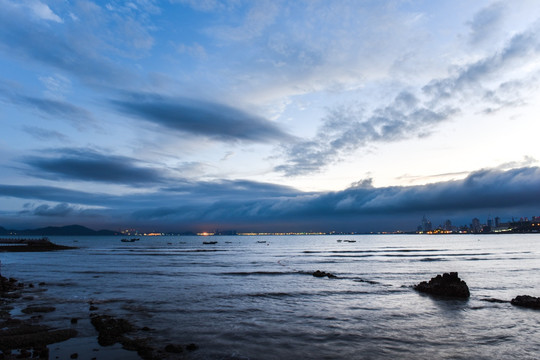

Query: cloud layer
1 166 538 232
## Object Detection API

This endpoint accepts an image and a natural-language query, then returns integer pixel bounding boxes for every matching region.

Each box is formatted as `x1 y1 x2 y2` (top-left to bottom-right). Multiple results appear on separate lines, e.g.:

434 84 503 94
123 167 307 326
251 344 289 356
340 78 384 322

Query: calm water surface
2 234 540 359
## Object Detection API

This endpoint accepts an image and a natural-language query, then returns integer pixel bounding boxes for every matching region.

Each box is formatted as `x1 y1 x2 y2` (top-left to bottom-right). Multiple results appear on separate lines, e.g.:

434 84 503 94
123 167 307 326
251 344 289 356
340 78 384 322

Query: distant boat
121 238 139 242
203 241 218 245
344 240 356 243
257 241 267 244
337 240 343 242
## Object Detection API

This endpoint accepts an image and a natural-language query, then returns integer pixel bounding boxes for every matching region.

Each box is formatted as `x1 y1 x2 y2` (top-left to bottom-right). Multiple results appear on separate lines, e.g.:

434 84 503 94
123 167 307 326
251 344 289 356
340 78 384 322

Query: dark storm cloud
164 179 300 198
112 93 292 143
1 166 539 231
132 167 540 230
22 148 165 185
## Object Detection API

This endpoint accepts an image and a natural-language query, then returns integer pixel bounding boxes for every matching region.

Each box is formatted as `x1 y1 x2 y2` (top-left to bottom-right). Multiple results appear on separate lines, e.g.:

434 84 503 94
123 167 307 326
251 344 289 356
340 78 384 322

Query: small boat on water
203 241 218 245
121 238 140 243
257 241 267 244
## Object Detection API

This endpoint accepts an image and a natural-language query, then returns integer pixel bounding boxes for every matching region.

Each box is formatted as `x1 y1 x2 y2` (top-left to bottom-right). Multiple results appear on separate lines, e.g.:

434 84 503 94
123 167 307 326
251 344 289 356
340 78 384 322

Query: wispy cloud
467 2 506 45
276 94 457 176
26 0 63 23
277 20 540 176
0 83 94 128
22 126 68 142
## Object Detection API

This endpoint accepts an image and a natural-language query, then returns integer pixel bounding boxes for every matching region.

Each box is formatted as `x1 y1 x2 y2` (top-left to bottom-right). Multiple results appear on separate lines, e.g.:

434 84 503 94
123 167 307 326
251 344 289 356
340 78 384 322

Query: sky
1 0 540 233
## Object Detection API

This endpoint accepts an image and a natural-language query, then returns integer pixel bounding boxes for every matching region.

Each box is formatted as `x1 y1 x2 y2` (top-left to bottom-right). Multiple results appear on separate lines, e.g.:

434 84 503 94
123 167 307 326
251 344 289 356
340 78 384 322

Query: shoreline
0 272 200 359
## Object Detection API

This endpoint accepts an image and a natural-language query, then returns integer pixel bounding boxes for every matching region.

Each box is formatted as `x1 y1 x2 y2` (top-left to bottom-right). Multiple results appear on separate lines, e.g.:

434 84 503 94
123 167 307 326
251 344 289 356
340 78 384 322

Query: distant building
471 218 482 233
421 215 432 232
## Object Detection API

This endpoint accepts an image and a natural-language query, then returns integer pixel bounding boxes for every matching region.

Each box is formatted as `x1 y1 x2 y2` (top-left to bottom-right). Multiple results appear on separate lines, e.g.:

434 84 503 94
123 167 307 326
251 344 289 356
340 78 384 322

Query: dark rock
511 295 540 309
120 337 153 359
37 346 49 358
70 318 78 324
70 353 78 359
0 276 20 293
141 326 150 331
89 306 98 311
17 349 31 358
21 306 56 314
0 324 77 349
165 344 183 353
313 270 337 279
414 272 470 298
90 314 133 346
186 343 198 351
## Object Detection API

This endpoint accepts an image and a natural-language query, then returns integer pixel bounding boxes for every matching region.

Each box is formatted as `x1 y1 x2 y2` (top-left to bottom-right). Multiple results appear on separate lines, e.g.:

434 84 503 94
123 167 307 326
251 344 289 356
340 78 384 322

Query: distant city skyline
1 1 540 232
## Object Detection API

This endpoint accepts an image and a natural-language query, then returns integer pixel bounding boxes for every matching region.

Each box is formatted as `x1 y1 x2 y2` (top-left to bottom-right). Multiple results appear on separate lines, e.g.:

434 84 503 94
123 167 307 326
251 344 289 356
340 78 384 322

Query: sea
1 234 539 359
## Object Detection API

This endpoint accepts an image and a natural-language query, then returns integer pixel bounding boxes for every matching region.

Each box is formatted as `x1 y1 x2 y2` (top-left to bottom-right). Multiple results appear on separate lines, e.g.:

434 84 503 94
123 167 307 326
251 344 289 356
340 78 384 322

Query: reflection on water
2 234 540 359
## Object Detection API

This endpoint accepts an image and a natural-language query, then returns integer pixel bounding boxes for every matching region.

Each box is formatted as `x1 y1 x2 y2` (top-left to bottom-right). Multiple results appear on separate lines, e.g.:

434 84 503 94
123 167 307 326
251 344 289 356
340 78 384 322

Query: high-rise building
421 215 432 232
471 218 481 233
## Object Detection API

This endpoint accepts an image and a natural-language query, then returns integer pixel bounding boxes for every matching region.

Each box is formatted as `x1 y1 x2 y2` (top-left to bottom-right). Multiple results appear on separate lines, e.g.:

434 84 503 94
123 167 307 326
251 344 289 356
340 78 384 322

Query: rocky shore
0 273 201 359
0 275 77 359
1 265 538 359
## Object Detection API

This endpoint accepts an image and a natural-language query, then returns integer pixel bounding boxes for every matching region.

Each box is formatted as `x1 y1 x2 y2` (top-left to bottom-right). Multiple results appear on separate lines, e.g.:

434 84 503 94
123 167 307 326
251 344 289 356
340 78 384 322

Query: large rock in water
414 272 470 298
511 295 540 309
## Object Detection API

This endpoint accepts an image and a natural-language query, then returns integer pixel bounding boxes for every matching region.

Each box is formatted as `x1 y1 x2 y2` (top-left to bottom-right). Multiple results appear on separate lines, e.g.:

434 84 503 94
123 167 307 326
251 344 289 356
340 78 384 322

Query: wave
220 271 301 276
419 257 447 262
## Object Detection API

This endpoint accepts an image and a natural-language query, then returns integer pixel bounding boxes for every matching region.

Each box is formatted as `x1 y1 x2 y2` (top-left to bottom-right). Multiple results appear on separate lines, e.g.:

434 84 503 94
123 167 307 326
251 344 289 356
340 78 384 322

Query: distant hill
0 225 118 236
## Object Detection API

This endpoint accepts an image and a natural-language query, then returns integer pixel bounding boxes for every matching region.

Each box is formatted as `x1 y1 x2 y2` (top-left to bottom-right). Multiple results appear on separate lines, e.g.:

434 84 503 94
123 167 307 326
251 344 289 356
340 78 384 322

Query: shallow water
2 234 540 359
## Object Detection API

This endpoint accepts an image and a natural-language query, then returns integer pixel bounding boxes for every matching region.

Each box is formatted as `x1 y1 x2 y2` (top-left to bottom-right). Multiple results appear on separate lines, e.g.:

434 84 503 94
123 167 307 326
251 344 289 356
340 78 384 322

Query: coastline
0 272 201 359
0 239 199 359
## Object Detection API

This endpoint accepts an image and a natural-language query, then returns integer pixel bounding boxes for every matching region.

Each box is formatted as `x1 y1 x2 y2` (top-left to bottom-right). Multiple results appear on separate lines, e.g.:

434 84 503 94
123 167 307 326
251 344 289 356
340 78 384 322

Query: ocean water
2 234 540 359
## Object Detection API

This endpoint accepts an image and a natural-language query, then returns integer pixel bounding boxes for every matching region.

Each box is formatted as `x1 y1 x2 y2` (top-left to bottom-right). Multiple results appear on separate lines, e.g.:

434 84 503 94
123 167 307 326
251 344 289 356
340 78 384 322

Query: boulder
313 270 337 279
164 344 183 353
511 295 540 309
414 272 470 298
90 314 133 346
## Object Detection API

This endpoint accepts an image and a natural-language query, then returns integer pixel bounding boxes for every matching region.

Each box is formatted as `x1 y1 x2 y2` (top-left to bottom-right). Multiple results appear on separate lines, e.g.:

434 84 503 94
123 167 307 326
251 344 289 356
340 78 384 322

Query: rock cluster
414 272 470 298
0 275 77 356
510 295 540 309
